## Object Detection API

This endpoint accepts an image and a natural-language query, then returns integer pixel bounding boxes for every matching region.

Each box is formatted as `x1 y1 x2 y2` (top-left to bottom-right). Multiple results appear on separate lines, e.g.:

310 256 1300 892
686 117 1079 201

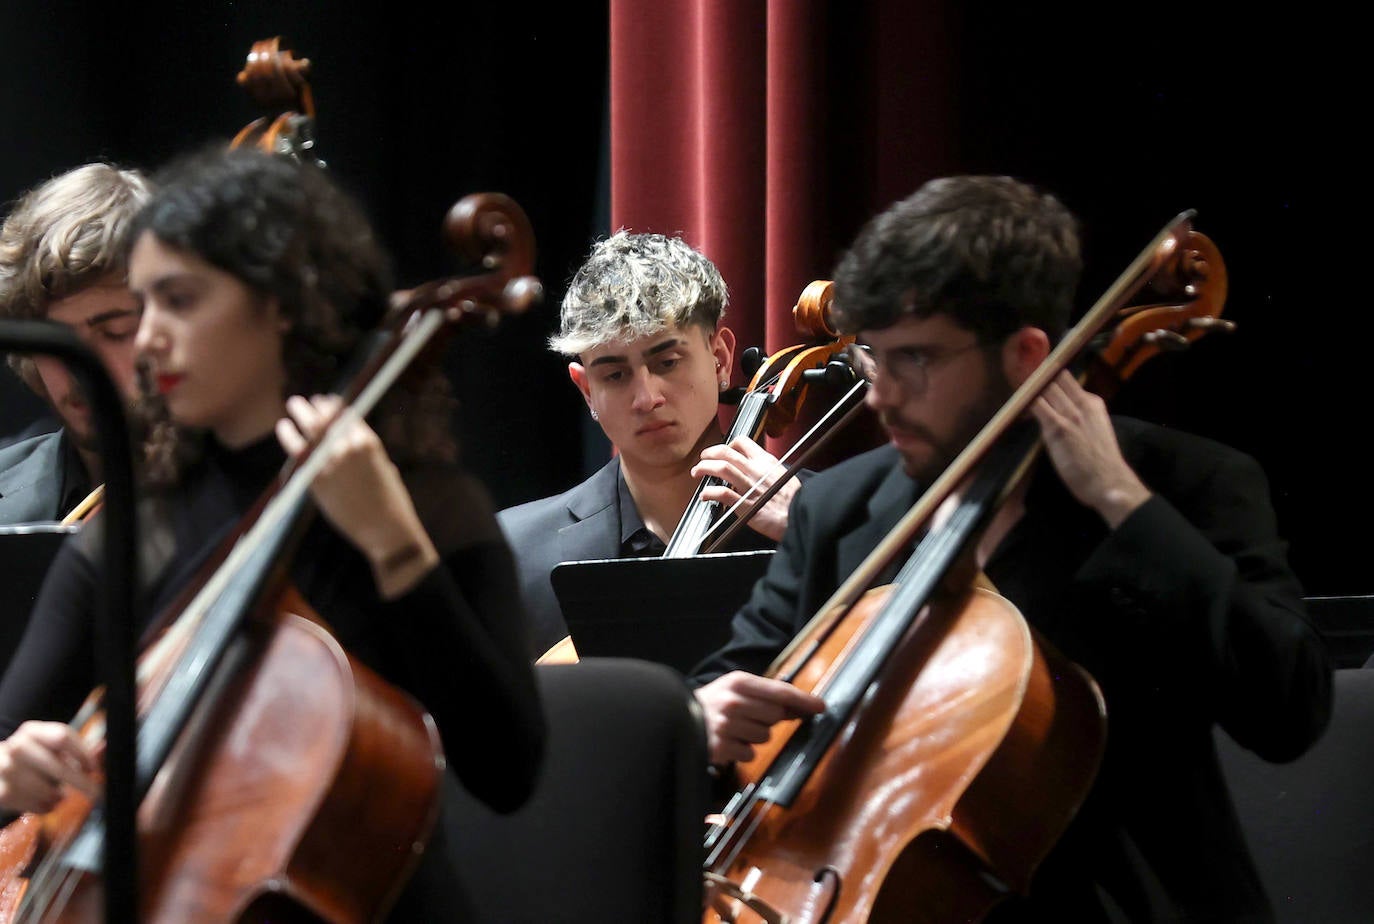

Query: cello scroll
1083 230 1232 397
393 193 543 325
231 37 321 165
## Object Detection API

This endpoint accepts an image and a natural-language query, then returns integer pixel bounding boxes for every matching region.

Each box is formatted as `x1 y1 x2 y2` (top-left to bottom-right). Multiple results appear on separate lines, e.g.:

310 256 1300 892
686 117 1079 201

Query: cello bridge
704 871 790 923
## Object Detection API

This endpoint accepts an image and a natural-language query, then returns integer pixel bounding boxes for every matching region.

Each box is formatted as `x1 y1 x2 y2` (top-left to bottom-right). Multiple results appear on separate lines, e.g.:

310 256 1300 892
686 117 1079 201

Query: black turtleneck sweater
0 434 545 921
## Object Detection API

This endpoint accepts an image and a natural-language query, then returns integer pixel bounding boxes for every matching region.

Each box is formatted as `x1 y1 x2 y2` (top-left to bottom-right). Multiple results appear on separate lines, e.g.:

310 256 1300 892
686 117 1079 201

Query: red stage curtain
609 0 957 366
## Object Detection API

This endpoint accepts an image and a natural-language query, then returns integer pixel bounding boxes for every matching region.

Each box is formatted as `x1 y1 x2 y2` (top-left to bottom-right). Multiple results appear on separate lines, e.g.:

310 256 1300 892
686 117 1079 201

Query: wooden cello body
710 581 1104 923
703 215 1230 923
0 591 442 923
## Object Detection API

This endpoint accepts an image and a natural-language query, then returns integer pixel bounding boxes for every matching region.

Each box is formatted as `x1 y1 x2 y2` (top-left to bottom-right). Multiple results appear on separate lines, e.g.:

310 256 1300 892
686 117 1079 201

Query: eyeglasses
867 339 991 395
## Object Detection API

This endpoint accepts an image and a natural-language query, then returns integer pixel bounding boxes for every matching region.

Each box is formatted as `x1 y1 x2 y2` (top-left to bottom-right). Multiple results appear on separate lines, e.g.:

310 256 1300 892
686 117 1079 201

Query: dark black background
2 4 1359 593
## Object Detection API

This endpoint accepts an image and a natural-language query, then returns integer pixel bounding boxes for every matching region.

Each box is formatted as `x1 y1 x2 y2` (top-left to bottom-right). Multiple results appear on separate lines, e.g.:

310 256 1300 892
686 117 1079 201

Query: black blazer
0 430 68 525
498 458 626 658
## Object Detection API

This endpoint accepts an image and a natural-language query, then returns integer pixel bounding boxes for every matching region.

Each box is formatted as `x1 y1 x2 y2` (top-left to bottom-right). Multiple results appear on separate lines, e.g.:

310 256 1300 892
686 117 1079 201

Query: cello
702 212 1230 923
0 188 542 921
231 37 322 166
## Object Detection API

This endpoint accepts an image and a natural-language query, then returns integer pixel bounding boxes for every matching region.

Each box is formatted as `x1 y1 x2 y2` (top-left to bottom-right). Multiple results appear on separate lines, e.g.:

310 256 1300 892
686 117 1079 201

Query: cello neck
662 388 772 558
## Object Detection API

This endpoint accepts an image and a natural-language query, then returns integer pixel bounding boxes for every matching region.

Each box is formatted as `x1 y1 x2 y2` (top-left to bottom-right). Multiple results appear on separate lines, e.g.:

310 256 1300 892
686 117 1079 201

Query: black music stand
0 524 76 679
1303 595 1374 669
553 549 774 675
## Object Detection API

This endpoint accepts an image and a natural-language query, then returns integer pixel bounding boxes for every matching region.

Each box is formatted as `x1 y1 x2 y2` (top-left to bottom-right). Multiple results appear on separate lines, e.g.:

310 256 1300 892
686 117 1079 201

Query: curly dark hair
831 175 1082 344
130 146 456 484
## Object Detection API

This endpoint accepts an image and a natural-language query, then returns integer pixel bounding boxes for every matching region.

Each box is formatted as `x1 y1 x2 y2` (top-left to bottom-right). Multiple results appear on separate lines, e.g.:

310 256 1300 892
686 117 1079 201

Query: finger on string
718 717 775 746
699 485 743 508
24 747 95 798
286 394 327 439
275 418 308 459
693 459 743 484
736 674 825 713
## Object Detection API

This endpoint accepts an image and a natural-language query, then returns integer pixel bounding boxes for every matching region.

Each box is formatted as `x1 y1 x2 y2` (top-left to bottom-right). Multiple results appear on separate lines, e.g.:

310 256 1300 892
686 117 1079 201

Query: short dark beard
897 352 1014 486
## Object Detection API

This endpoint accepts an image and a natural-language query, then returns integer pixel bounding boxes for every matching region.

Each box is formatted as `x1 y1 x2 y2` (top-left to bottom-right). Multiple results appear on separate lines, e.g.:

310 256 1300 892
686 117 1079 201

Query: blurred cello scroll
0 192 542 923
231 36 323 166
702 213 1231 924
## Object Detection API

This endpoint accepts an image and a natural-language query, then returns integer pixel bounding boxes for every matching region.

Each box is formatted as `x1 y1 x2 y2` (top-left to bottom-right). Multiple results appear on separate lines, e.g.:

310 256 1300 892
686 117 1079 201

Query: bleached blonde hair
550 230 727 356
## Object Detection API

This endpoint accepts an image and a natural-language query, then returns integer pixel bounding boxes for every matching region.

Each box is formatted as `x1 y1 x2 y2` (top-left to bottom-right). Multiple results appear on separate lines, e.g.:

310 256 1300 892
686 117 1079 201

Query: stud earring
719 379 729 390
590 409 599 421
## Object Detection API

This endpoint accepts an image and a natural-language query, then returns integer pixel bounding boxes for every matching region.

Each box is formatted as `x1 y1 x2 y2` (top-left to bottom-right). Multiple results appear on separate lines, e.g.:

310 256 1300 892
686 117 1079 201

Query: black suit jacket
0 430 80 525
692 417 1332 922
498 458 626 658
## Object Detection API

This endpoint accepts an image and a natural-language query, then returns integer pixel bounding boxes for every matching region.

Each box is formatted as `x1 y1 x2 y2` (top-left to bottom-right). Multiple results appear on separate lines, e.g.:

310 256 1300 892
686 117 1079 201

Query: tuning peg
827 358 860 385
1187 317 1237 333
718 385 747 406
801 359 860 388
741 346 764 377
1143 330 1190 351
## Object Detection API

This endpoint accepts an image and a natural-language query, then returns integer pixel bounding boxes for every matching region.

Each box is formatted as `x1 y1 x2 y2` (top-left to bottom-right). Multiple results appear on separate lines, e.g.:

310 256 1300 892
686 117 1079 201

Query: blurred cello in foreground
0 192 541 921
703 213 1230 923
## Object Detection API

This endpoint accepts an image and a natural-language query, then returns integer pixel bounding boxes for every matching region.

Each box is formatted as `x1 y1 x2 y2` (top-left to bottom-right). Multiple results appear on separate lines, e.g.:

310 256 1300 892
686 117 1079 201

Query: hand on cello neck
693 671 825 766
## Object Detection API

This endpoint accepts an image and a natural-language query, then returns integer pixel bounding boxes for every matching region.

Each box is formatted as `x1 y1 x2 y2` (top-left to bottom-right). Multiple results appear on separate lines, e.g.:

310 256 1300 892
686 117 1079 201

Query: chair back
1216 667 1374 923
444 658 708 922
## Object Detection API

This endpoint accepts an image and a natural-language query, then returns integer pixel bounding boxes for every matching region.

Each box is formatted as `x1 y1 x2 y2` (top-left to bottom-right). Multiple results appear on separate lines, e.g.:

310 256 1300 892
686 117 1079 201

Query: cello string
703 780 756 854
666 355 797 556
707 509 971 875
16 855 75 923
19 794 97 923
35 866 82 924
709 794 773 875
697 379 868 554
